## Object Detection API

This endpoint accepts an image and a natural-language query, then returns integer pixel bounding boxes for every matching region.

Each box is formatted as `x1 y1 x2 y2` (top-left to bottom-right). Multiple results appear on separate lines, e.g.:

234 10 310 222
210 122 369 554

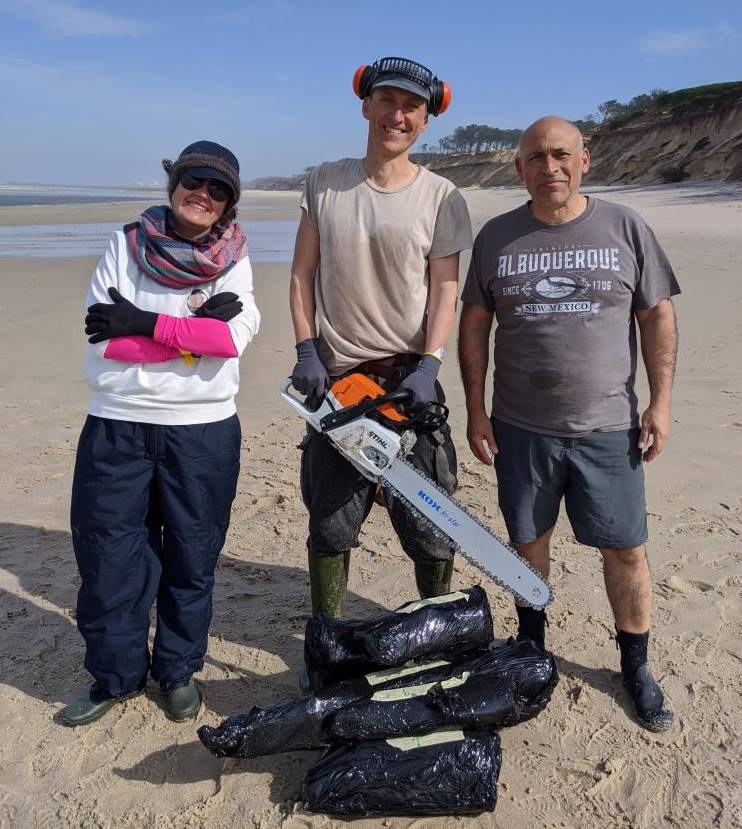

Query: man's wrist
424 346 445 362
648 395 671 409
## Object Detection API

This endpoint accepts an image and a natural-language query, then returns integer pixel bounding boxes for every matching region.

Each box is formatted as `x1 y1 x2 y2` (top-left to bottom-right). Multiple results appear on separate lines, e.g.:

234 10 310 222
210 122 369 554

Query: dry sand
0 183 740 829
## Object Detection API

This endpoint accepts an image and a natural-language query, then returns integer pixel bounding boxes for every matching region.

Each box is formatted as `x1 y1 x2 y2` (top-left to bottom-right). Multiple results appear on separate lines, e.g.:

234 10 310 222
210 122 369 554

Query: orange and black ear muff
353 64 376 99
353 57 452 116
428 79 451 116
435 81 452 116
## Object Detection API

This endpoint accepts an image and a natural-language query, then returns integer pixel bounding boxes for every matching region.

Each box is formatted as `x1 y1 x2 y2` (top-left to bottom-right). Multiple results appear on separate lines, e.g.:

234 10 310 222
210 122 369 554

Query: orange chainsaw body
329 373 407 424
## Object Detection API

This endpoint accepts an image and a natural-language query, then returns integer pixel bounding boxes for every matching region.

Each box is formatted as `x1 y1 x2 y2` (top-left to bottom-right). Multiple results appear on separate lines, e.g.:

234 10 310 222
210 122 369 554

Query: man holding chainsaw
289 57 472 619
458 116 679 731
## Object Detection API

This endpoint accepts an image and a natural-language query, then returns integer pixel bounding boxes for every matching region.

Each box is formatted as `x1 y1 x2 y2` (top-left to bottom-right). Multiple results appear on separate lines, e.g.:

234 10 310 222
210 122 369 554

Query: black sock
516 606 546 650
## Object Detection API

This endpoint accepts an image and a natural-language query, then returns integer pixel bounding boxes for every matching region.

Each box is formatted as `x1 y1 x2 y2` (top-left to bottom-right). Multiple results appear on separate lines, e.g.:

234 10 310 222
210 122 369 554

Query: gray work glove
397 354 441 407
291 338 330 403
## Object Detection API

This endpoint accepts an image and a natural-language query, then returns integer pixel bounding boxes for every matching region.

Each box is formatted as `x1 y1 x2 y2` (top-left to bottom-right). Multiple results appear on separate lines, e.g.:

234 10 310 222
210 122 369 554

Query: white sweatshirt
84 230 261 425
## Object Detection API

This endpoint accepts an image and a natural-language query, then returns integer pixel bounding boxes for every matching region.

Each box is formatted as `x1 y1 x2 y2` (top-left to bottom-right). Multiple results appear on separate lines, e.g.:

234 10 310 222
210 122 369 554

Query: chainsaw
281 373 552 609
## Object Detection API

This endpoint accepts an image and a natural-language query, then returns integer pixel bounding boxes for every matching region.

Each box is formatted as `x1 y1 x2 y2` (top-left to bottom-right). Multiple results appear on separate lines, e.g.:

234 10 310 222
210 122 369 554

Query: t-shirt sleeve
300 167 318 228
429 188 473 259
632 220 681 309
460 231 494 311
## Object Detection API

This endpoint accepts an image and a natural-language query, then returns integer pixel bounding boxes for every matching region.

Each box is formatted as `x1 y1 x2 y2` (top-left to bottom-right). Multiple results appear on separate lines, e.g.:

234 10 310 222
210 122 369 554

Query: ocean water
0 186 298 261
0 220 297 262
0 184 160 208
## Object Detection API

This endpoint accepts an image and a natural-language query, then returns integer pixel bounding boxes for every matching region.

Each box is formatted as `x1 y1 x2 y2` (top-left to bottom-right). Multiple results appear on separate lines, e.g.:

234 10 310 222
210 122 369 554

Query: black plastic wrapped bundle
327 638 557 741
302 728 502 816
197 639 556 758
197 677 368 758
197 661 459 758
326 674 515 741
304 586 493 684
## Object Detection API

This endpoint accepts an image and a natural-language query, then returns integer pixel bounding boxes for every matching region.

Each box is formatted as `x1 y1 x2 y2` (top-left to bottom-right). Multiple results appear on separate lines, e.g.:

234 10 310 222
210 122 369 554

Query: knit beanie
162 140 241 213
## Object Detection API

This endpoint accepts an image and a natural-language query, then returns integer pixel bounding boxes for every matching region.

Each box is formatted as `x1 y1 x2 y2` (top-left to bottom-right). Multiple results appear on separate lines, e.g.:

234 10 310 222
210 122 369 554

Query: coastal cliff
584 84 742 184
246 82 742 190
422 84 742 187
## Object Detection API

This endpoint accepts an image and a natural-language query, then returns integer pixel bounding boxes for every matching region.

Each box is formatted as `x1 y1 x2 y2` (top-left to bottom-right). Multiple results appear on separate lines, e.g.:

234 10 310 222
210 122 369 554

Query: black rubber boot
308 550 350 618
414 558 454 599
616 629 673 732
515 605 547 651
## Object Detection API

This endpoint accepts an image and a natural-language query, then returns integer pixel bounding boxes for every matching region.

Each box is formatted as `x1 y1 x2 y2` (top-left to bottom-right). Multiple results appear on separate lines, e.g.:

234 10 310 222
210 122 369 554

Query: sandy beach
0 183 740 829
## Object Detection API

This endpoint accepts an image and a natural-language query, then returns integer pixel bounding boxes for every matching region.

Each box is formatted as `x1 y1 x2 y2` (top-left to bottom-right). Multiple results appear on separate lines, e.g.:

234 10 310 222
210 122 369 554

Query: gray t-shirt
302 158 472 374
461 197 681 437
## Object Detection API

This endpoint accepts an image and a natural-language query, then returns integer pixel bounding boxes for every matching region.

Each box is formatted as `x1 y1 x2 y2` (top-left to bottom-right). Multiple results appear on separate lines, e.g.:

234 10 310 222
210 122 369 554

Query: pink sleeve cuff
103 336 182 363
154 314 238 358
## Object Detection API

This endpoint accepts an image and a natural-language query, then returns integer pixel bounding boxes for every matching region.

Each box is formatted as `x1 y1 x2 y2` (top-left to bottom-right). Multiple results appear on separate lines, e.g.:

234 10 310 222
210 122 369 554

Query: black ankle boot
616 629 673 732
516 606 547 650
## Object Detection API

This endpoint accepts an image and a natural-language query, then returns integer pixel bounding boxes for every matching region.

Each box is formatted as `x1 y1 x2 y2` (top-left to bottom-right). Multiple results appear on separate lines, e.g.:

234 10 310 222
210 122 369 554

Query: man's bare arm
635 297 678 462
425 253 460 354
289 210 321 342
458 303 497 464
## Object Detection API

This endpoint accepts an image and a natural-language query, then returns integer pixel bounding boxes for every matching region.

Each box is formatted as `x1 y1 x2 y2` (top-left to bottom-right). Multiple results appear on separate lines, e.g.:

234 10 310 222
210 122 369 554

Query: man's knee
600 545 647 569
513 527 554 560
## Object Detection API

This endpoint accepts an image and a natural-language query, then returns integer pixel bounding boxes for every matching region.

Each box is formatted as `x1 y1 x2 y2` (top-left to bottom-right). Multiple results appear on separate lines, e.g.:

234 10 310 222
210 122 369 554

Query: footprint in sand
657 575 716 597
237 493 285 518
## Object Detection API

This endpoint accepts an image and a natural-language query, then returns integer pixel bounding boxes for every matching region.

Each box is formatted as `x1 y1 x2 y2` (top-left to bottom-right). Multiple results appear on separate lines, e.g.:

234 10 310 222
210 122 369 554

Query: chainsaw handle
319 389 412 432
279 378 330 425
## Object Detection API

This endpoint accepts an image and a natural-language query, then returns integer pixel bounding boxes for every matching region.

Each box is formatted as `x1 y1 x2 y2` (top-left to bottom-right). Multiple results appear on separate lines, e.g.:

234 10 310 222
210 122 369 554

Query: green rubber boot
414 557 454 599
59 687 144 727
308 549 350 618
301 550 350 694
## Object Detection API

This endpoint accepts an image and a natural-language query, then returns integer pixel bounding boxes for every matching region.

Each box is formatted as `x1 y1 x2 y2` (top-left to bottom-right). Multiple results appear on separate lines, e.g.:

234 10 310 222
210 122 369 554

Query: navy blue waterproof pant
70 414 240 701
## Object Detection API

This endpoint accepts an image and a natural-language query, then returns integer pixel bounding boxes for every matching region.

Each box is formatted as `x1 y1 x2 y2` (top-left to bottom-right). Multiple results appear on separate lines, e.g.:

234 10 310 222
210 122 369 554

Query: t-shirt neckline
524 196 597 231
362 159 423 194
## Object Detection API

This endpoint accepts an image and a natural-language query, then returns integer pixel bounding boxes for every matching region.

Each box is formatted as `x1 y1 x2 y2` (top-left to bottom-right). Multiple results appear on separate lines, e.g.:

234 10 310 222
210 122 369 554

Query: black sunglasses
179 170 232 203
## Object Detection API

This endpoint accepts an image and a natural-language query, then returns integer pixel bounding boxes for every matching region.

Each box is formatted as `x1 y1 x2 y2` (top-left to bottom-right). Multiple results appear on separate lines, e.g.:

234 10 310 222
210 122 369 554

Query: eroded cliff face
585 89 742 184
424 87 742 187
425 149 518 187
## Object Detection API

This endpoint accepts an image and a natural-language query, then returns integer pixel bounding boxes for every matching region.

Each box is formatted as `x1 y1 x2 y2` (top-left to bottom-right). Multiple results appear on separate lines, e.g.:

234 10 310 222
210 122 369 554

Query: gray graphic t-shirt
461 198 680 436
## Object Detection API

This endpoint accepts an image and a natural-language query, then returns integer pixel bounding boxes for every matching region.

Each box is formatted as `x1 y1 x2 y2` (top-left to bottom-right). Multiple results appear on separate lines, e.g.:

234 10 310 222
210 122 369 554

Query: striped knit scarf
124 205 248 288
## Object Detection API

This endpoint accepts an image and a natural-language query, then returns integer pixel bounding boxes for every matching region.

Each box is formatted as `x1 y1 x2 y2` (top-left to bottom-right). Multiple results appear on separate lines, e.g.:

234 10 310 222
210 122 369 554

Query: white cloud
640 24 741 55
0 0 149 36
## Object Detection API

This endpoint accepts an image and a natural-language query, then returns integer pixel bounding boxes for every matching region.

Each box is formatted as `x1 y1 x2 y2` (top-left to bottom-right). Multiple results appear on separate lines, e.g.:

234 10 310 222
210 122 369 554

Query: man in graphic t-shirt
289 58 472 639
459 116 680 731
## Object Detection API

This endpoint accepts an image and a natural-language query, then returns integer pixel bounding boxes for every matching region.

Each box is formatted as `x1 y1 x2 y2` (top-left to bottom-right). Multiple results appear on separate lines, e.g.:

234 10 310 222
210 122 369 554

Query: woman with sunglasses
61 141 260 726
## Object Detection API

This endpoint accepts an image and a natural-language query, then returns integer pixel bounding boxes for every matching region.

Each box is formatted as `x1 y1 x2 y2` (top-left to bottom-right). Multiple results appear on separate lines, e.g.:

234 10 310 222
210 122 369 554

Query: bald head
515 115 591 223
519 116 584 155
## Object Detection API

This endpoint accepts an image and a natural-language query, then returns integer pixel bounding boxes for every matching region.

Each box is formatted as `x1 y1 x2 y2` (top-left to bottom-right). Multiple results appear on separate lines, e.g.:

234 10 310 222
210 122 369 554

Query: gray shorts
492 418 648 550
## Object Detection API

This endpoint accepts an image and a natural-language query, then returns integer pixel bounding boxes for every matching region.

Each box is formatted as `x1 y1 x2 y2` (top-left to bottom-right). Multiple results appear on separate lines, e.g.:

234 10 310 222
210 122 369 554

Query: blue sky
1 0 741 185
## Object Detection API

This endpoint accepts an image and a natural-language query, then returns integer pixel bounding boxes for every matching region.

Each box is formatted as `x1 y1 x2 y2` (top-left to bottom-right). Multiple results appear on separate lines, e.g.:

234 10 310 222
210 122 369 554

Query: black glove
397 354 441 407
193 291 243 322
85 287 158 343
291 337 330 402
